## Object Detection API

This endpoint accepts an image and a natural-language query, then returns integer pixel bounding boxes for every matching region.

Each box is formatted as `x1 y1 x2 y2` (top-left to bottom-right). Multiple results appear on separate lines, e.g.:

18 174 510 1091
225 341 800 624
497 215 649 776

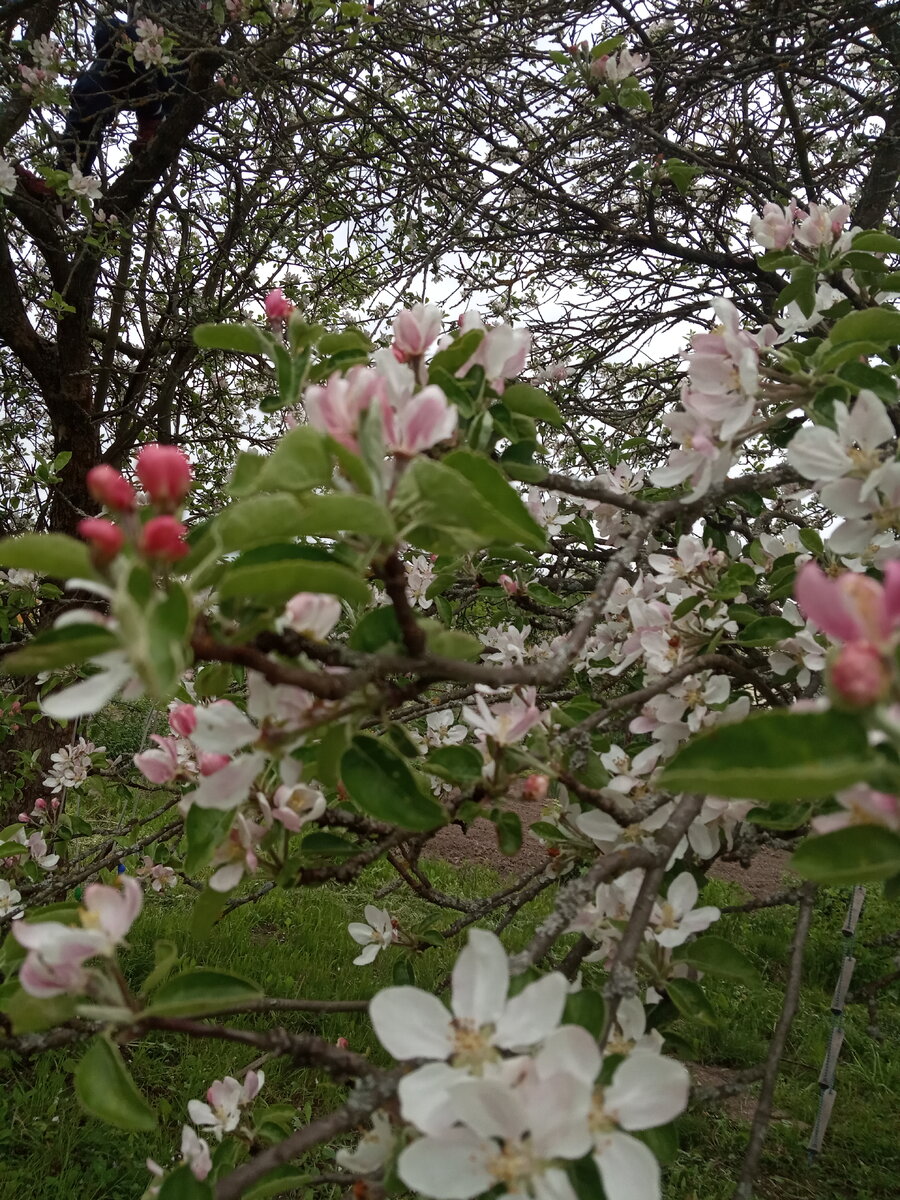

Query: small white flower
336 1110 394 1174
650 872 721 948
188 1070 264 1141
0 879 23 918
67 166 102 201
0 157 17 197
348 905 395 965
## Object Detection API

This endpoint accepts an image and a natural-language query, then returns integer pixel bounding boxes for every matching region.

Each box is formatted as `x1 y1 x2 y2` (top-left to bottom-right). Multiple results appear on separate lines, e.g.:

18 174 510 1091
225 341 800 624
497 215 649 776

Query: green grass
1 863 898 1199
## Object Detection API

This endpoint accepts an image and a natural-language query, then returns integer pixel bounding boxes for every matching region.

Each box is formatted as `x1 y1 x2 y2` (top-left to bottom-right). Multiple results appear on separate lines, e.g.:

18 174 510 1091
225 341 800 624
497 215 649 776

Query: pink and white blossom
393 303 443 358
812 785 900 834
280 592 341 640
463 687 543 745
188 1070 264 1140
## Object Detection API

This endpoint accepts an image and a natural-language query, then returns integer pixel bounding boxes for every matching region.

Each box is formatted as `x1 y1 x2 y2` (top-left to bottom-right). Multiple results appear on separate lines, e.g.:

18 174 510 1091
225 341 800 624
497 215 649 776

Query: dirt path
425 792 794 900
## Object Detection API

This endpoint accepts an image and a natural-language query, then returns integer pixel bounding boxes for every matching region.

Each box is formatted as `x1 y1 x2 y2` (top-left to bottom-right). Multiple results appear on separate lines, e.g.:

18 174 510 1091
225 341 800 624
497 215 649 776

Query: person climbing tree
16 7 202 200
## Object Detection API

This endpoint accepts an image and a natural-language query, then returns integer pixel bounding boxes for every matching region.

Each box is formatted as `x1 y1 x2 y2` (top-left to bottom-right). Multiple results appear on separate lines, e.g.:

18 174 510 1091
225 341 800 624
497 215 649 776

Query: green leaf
775 264 817 319
213 494 309 551
634 1122 679 1166
661 710 876 801
2 624 118 674
349 605 403 652
394 457 542 551
666 978 717 1026
143 969 262 1018
158 1165 214 1200
193 322 269 355
711 562 756 600
242 1168 319 1200
251 427 334 494
218 558 369 607
301 831 358 858
836 360 898 403
494 810 522 855
193 661 233 698
501 383 564 428
799 528 824 555
341 735 445 830
75 1037 157 1131
214 492 393 552
318 328 373 355
184 806 234 874
735 617 798 647
746 800 812 830
427 628 483 660
829 307 900 346
442 449 546 548
664 157 700 196
190 887 228 940
140 939 180 995
3 988 77 1034
428 328 484 375
0 533 98 581
562 989 606 1038
791 827 900 884
673 935 760 984
848 232 900 253
424 744 485 783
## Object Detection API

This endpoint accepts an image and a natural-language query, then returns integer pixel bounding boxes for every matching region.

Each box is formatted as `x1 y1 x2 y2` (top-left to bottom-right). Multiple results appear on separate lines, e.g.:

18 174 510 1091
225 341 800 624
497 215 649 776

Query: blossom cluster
352 929 690 1200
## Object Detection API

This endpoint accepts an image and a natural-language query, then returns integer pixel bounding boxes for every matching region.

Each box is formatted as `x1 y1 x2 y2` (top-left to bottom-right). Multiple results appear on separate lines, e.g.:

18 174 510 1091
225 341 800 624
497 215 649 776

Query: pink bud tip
18 813 31 822
830 641 892 709
264 288 294 323
168 703 197 737
336 1036 350 1049
523 773 549 803
141 515 190 562
135 444 192 508
86 464 137 512
77 517 125 564
34 798 47 810
498 574 519 595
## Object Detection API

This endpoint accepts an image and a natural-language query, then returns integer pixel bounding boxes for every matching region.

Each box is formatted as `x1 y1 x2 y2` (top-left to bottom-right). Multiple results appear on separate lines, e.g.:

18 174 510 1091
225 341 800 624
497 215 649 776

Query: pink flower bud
282 592 341 640
141 515 189 562
392 303 443 358
77 516 124 564
169 703 197 737
830 641 892 708
86 464 137 511
50 799 60 809
11 701 21 713
198 752 231 776
135 444 192 508
523 773 549 803
264 287 293 323
18 812 31 823
34 798 47 810
498 574 519 595
336 1036 350 1049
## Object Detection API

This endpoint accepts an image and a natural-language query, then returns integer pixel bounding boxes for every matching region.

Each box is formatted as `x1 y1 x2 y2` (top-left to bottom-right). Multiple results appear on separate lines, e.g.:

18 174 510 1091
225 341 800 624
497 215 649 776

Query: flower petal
398 1129 493 1200
494 972 567 1049
594 1131 661 1200
187 753 265 810
451 928 509 1025
606 1051 690 1130
400 1062 468 1135
369 986 453 1060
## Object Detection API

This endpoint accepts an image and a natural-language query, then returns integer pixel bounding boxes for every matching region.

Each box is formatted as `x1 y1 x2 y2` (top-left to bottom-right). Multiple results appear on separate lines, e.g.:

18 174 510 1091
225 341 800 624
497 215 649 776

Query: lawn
1 855 898 1199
